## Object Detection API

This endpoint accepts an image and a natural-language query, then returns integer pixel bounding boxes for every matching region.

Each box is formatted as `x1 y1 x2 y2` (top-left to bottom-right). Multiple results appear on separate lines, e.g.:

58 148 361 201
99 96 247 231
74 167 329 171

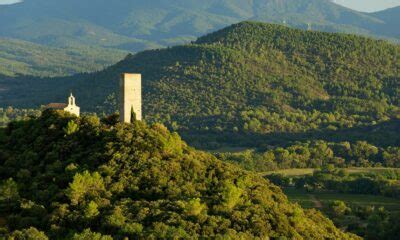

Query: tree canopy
0 111 359 239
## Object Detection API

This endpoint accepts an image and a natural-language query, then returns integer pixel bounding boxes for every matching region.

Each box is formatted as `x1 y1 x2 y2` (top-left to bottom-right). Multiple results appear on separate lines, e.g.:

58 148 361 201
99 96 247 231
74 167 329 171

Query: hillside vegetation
0 107 41 127
0 111 359 239
0 0 398 77
218 139 400 172
268 167 400 239
1 0 397 47
3 22 398 147
0 38 126 77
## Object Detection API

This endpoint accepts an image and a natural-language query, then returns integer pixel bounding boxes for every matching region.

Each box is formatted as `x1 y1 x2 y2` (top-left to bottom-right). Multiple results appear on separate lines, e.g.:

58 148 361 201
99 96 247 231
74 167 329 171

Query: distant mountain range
1 0 399 46
370 6 400 39
0 0 398 77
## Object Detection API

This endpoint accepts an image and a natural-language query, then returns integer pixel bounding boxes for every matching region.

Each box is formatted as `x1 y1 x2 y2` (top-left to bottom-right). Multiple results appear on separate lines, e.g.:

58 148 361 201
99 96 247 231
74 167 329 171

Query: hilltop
1 0 397 47
0 111 359 239
2 22 398 147
0 0 398 76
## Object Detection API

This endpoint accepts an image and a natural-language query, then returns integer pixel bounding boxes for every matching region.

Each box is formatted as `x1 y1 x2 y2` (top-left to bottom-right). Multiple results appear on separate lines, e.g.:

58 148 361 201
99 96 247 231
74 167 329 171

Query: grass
284 188 316 208
263 168 315 176
208 147 250 153
284 188 400 212
346 167 400 175
264 167 400 177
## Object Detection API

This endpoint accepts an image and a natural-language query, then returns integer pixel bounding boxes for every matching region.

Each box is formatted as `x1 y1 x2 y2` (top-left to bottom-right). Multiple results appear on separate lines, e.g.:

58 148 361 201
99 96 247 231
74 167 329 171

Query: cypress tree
130 106 136 123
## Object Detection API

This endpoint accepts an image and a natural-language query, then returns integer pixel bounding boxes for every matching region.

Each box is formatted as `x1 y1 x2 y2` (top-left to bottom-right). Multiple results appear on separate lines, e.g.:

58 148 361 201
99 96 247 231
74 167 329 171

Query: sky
334 0 400 12
0 0 20 4
0 0 399 12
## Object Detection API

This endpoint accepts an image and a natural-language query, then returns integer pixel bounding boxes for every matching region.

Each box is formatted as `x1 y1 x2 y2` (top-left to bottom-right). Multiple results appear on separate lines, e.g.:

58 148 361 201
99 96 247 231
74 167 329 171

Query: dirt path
310 195 323 209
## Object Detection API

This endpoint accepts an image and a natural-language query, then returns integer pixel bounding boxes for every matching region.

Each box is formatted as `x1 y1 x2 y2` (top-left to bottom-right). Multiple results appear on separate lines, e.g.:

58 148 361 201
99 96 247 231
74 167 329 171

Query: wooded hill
0 110 359 239
0 38 126 77
0 0 398 77
2 22 398 148
1 0 398 48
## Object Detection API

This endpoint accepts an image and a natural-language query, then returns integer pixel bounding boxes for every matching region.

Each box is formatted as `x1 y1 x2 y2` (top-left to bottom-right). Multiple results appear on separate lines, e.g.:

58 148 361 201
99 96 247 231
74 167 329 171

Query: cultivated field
284 188 400 212
264 168 400 177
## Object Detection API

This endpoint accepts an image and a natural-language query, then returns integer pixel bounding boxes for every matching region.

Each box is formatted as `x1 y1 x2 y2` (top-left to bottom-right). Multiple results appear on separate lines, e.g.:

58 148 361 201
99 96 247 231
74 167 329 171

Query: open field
263 168 315 176
264 168 400 177
208 147 250 153
284 188 400 212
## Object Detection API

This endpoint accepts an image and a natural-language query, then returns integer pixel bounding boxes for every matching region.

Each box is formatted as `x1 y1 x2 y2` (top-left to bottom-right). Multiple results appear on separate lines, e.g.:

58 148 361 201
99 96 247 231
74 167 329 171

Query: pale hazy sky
0 0 399 12
335 0 400 12
0 0 20 4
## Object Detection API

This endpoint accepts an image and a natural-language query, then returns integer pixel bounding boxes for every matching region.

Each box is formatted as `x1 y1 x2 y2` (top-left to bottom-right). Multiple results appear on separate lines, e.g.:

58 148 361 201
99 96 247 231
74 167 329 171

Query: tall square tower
120 73 142 122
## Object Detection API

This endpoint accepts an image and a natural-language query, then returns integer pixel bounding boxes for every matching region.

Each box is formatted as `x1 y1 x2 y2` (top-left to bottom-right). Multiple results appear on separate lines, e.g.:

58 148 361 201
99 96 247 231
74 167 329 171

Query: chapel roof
45 103 68 109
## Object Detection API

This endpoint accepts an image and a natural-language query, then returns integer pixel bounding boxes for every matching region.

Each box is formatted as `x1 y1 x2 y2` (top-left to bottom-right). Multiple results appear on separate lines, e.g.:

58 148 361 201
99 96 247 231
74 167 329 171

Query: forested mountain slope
0 110 359 239
0 0 396 48
0 38 126 77
2 22 398 147
370 6 400 40
0 0 398 77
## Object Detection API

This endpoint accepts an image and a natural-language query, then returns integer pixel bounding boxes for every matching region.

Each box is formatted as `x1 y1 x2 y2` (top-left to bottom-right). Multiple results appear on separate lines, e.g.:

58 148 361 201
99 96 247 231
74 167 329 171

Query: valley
265 167 400 238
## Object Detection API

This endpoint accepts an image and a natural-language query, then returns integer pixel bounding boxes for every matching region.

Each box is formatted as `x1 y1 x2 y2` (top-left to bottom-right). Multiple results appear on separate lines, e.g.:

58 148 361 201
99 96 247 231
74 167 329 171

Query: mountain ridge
369 6 400 39
0 0 398 77
1 0 397 46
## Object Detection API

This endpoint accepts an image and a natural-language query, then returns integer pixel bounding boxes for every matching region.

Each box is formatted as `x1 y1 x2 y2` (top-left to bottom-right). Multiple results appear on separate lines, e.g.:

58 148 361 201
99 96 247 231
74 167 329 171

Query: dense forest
324 200 400 240
0 111 359 239
217 139 400 172
0 107 41 128
0 38 126 77
2 109 399 171
0 0 398 48
3 22 397 149
267 167 400 199
0 1 398 78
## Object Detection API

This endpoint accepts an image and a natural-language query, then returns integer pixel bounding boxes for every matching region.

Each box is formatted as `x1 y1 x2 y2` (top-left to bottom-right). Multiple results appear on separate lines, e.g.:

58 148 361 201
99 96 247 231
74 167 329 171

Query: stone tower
120 73 142 123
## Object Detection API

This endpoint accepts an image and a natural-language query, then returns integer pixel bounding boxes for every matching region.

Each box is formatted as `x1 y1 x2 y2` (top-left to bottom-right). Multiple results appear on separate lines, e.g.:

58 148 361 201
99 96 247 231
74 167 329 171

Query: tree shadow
180 119 400 150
